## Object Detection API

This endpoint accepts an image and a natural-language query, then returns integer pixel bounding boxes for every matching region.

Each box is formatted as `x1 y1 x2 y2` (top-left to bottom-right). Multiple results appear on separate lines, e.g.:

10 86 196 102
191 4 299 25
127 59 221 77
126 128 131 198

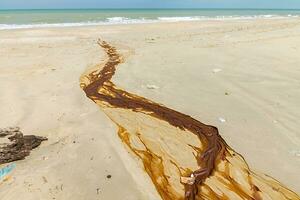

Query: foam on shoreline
1 15 299 30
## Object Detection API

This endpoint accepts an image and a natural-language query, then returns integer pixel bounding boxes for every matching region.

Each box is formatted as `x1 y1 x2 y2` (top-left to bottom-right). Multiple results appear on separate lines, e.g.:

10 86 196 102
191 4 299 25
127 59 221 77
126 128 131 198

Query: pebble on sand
106 175 112 179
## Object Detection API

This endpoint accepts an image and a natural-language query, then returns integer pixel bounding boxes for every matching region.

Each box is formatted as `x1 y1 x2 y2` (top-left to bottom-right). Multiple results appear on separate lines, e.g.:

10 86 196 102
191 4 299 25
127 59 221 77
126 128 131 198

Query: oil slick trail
80 40 300 200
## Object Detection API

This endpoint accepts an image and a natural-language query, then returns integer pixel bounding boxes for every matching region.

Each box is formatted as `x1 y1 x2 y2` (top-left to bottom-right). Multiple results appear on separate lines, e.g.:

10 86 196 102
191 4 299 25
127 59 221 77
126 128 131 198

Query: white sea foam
0 15 298 30
106 17 155 24
0 22 101 30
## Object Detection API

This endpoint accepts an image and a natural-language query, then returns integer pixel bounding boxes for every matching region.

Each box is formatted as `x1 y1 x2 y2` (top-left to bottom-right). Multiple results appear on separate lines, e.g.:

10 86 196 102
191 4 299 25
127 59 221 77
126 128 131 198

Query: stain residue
80 40 300 200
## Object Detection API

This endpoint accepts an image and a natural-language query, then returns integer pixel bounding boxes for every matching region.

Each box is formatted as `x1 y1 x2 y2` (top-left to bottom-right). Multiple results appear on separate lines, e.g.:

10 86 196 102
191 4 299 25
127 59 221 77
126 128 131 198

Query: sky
0 0 300 9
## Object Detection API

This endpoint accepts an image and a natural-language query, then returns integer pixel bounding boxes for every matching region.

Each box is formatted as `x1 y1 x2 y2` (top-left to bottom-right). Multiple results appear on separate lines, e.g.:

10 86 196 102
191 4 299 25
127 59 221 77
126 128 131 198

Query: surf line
80 40 300 200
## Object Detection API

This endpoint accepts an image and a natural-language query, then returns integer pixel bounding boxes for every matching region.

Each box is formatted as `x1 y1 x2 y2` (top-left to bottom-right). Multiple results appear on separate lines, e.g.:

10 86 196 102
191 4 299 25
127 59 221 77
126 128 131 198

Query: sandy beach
0 19 300 199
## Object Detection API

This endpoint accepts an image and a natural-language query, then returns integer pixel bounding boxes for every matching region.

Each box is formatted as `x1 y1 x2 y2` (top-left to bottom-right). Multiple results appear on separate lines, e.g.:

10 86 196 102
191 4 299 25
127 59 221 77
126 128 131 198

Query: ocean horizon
1 8 300 30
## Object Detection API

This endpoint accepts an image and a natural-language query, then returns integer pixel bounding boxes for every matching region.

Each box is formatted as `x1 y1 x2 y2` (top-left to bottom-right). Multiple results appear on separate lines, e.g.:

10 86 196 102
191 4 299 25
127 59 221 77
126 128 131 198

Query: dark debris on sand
0 127 47 165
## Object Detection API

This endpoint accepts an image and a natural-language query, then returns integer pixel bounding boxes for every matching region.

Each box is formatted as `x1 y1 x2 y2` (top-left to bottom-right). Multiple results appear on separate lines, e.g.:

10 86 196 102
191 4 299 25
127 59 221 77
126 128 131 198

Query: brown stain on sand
80 40 300 200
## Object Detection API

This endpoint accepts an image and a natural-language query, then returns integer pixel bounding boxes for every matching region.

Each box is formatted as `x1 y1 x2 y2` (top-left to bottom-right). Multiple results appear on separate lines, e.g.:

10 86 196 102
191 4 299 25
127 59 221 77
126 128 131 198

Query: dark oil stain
80 39 300 200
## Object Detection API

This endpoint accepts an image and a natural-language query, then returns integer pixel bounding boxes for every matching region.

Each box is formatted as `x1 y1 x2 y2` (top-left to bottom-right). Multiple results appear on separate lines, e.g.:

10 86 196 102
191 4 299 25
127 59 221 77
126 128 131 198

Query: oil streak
81 40 300 200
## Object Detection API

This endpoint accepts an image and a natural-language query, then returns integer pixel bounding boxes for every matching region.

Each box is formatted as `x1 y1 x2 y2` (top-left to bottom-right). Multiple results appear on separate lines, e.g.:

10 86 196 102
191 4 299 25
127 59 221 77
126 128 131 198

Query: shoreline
1 16 300 31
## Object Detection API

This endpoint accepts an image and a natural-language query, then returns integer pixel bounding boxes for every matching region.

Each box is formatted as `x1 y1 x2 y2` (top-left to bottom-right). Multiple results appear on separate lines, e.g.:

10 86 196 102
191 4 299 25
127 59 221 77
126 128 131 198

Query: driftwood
0 127 47 165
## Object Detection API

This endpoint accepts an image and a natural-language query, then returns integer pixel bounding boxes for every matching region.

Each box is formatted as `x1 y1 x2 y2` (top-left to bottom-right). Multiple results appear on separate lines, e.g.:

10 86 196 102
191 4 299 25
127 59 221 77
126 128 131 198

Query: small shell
218 117 226 123
212 68 222 73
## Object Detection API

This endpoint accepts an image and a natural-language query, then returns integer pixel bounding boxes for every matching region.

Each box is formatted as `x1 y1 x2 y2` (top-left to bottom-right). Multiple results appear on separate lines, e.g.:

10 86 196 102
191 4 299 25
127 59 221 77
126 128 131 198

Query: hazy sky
0 0 299 9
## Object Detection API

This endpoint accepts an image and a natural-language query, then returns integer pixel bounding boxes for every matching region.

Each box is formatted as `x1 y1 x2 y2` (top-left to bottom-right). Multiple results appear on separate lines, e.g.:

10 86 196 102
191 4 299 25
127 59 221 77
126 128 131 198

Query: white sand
0 19 300 199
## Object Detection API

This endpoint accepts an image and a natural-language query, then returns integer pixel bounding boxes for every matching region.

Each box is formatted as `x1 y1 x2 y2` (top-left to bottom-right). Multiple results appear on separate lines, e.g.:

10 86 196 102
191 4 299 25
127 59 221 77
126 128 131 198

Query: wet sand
0 19 300 199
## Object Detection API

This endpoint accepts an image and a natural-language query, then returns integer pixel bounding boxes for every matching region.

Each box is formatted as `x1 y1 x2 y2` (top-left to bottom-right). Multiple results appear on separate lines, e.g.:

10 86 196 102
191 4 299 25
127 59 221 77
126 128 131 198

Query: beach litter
146 84 159 89
0 163 16 181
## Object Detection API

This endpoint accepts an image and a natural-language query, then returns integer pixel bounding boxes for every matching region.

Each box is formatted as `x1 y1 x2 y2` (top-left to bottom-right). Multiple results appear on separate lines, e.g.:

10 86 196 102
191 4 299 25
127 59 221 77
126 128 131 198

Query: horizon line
1 8 300 11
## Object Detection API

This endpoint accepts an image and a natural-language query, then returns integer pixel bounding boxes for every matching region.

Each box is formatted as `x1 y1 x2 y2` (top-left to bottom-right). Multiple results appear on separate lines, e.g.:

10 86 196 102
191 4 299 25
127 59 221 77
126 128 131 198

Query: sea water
0 9 300 30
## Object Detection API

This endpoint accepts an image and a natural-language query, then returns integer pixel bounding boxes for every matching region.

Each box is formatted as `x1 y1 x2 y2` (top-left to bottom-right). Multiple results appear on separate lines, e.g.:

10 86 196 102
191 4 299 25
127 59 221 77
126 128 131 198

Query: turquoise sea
1 9 300 29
